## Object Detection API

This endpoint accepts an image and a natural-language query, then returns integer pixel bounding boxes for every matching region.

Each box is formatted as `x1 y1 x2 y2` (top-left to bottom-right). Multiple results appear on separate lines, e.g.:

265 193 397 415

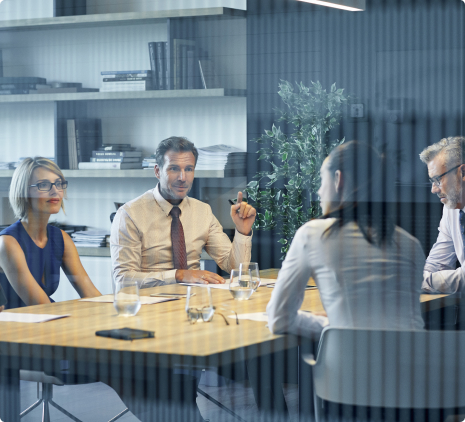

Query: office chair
305 327 465 422
20 370 129 422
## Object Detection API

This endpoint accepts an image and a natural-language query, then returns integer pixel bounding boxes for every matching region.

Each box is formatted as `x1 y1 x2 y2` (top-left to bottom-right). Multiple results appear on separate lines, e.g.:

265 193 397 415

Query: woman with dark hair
267 141 425 336
0 157 101 309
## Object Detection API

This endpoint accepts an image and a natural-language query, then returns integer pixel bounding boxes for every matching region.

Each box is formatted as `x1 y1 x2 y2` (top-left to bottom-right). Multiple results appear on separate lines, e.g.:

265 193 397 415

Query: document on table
79 295 176 304
228 312 269 322
180 282 230 290
0 313 71 323
181 278 277 290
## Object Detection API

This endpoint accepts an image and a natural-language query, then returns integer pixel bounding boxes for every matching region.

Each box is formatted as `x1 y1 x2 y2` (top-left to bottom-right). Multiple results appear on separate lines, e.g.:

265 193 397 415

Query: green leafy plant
245 80 349 259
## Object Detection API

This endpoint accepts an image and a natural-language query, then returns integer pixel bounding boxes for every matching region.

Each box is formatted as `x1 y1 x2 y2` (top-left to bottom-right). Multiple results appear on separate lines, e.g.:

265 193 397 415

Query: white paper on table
258 278 278 286
0 313 71 323
179 282 231 290
79 294 175 304
228 312 268 322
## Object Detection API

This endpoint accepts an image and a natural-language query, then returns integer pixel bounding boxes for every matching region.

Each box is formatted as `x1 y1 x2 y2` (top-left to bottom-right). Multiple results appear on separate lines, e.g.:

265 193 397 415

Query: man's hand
231 191 256 236
175 270 225 284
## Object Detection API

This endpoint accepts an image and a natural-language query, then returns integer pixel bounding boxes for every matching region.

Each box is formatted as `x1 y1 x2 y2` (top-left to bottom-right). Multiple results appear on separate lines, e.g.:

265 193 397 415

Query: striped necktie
170 207 188 270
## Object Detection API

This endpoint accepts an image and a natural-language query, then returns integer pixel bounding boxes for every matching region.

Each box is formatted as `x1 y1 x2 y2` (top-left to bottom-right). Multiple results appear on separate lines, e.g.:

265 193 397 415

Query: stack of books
100 70 152 92
79 144 143 170
142 155 157 169
196 145 246 172
71 229 109 248
67 119 102 170
0 76 48 95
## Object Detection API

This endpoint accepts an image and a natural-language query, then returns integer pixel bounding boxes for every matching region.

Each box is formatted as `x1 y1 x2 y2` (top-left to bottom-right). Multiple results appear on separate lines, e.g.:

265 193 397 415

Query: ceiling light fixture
297 0 365 11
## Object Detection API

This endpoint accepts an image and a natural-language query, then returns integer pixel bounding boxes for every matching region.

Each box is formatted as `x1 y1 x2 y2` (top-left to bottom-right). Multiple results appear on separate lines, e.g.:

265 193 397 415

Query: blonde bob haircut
9 157 66 219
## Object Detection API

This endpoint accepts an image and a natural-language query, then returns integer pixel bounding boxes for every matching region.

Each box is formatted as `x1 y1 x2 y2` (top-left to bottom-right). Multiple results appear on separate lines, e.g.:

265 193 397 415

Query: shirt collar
153 183 189 217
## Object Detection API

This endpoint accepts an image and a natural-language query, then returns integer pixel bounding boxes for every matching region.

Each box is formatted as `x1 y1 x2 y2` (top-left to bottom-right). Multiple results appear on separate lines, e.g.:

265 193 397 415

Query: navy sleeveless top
0 220 64 309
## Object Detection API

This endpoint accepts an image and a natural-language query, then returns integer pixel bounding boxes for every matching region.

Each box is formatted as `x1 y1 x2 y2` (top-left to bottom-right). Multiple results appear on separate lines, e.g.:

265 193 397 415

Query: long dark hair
322 141 395 246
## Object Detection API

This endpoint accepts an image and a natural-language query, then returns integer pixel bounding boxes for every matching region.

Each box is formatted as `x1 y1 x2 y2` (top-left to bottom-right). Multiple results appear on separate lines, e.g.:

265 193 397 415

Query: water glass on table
185 285 215 324
114 275 141 317
229 269 254 301
239 262 261 291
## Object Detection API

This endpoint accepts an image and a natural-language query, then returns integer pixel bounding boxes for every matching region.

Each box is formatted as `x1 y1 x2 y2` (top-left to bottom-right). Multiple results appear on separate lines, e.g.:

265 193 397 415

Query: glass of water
185 285 214 324
229 269 254 301
114 275 141 317
239 262 261 291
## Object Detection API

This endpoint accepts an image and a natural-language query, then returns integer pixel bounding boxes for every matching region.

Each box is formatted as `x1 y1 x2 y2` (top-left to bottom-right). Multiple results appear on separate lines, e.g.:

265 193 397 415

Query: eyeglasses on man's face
29 180 68 192
429 164 462 187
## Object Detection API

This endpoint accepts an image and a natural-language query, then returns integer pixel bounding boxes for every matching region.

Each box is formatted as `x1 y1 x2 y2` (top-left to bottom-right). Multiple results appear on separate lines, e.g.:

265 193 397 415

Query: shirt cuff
164 269 178 284
234 228 253 242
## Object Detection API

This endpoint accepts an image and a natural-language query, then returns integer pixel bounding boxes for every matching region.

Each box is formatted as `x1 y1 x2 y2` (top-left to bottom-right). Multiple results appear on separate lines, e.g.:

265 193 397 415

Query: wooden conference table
0 270 459 421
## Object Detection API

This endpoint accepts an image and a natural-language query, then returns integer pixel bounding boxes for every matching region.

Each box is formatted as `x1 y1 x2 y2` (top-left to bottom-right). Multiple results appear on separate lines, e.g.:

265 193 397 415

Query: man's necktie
170 207 188 270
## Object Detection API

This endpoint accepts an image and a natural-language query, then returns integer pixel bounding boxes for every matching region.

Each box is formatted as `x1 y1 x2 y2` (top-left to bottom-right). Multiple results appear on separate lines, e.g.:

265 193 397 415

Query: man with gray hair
419 136 465 293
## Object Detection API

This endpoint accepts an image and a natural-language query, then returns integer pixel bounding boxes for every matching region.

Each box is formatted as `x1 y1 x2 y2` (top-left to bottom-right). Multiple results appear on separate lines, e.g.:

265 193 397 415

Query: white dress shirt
110 184 252 286
423 206 465 293
267 219 425 338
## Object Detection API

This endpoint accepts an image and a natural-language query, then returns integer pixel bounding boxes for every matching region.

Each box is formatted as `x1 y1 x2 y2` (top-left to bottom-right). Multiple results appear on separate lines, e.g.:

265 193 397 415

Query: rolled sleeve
423 209 465 293
204 216 252 274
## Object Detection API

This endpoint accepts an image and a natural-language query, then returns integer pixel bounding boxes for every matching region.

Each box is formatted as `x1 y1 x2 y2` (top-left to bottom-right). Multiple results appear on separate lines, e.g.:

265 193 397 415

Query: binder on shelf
67 119 102 169
172 39 196 90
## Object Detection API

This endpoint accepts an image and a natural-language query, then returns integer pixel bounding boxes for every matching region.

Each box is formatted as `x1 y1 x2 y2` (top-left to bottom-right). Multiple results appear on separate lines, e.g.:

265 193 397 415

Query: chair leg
49 399 84 422
20 398 43 418
42 401 50 422
107 407 129 422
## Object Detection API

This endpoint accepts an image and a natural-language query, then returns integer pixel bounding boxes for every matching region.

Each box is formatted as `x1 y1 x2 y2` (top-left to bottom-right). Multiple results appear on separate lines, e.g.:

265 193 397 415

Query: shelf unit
0 88 246 103
0 7 245 31
0 4 247 235
0 169 246 178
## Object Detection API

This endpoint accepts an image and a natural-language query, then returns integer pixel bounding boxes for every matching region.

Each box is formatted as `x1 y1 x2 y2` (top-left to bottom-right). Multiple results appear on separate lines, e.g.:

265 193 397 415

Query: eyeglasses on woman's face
29 180 68 192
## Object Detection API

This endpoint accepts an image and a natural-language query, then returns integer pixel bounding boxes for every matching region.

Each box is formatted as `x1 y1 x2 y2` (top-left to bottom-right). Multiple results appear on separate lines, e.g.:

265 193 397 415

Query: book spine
156 42 166 90
182 45 188 90
100 70 150 75
187 49 194 90
102 77 150 82
90 157 140 163
67 120 78 170
92 151 142 158
0 83 41 90
101 81 151 86
0 89 29 95
148 42 159 91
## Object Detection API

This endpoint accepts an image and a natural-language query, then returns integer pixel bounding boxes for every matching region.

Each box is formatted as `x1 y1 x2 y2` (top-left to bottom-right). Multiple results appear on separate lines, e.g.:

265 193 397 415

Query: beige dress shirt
110 184 252 286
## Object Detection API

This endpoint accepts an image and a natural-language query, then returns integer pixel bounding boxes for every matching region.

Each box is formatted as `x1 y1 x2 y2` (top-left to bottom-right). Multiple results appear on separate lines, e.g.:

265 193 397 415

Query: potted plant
246 80 349 259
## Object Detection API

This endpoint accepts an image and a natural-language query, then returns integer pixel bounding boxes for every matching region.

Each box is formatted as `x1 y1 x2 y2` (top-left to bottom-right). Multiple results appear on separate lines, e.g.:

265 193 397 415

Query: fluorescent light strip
297 0 364 11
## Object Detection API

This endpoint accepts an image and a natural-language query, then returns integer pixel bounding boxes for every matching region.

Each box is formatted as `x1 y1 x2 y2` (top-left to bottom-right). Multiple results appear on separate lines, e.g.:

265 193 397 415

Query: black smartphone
0 284 7 307
95 327 155 341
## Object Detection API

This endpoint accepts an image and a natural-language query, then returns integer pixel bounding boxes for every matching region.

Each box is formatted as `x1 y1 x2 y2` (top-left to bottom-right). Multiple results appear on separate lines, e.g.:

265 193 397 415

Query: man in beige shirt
110 136 256 287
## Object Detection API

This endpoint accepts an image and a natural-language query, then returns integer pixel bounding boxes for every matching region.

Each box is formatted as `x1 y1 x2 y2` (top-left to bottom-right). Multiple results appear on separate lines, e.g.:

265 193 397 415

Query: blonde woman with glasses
0 157 101 309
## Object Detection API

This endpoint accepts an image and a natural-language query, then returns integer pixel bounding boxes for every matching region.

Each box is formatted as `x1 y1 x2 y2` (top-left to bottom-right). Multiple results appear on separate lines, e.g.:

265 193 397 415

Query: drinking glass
185 285 214 323
114 275 141 317
239 262 261 291
229 269 254 301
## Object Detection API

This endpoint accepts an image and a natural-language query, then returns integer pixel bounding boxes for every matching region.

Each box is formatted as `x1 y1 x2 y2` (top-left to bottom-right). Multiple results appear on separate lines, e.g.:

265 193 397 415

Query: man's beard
443 184 462 209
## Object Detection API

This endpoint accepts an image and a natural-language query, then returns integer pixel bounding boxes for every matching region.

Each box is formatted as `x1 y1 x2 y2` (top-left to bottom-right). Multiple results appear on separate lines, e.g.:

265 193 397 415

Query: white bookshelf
0 8 246 31
0 88 246 103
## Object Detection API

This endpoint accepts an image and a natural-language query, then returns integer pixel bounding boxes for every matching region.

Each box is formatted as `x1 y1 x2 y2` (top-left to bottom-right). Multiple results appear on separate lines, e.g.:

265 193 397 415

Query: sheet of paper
79 294 175 304
228 312 269 322
0 313 70 323
179 283 230 290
